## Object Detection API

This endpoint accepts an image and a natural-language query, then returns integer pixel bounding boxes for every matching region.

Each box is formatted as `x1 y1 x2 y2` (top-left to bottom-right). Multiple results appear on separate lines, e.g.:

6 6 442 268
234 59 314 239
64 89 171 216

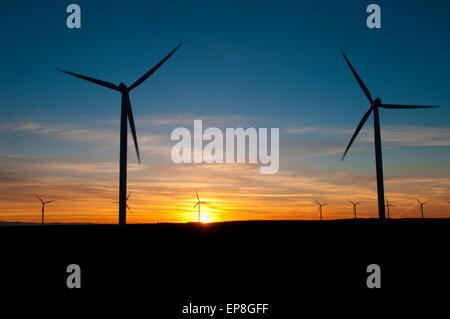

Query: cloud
284 127 318 134
0 121 117 143
97 113 259 128
1 151 449 223
363 125 450 146
0 116 449 223
284 124 450 147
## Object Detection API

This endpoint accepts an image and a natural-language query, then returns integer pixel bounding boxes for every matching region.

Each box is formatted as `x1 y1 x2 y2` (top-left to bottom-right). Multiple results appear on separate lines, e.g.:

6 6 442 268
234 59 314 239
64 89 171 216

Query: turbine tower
340 50 437 222
314 199 328 221
349 200 361 219
193 191 208 223
59 43 182 226
34 194 55 225
385 197 394 219
415 198 429 220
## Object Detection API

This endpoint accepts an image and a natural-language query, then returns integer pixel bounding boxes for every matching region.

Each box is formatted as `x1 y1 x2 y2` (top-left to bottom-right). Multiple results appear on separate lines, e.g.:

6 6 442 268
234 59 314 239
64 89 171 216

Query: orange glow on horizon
0 163 449 224
1 192 450 224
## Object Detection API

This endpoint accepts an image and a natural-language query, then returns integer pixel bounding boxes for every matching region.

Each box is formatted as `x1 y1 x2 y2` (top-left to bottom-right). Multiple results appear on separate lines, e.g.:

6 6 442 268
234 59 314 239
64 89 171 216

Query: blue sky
1 0 449 119
0 0 449 222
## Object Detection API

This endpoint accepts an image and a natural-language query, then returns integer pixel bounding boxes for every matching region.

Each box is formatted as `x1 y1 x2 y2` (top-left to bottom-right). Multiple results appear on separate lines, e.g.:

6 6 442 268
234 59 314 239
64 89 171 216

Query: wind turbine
193 191 208 223
349 200 361 219
385 197 394 219
59 43 182 226
114 192 133 213
415 198 429 219
340 50 437 222
314 200 328 221
34 194 55 225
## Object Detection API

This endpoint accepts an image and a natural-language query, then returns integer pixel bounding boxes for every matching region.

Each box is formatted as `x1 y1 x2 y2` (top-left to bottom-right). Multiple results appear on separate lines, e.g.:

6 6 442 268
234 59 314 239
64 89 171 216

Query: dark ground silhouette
1 219 448 316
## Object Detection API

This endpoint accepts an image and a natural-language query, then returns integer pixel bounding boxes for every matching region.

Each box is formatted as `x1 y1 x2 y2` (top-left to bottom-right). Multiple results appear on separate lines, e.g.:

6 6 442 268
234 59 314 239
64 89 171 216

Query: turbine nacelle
118 82 128 92
373 97 381 107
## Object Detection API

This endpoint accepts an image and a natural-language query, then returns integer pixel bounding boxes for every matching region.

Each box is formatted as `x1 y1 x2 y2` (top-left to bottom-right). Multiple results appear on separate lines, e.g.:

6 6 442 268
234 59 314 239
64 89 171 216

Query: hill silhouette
1 219 448 316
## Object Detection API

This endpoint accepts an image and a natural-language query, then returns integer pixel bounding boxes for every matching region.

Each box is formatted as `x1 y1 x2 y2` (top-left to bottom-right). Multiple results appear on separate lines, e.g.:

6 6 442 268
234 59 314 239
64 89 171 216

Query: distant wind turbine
340 50 438 222
59 43 182 226
385 198 394 219
193 191 208 223
34 194 55 225
114 192 133 213
415 198 429 219
314 199 328 221
349 200 361 219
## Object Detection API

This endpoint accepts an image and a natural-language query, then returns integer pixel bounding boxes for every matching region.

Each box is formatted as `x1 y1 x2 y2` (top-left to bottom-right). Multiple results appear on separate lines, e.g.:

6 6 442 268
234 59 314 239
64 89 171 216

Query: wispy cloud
0 153 449 223
284 127 318 134
285 124 450 147
364 125 450 146
96 113 258 128
0 116 449 223
0 121 117 143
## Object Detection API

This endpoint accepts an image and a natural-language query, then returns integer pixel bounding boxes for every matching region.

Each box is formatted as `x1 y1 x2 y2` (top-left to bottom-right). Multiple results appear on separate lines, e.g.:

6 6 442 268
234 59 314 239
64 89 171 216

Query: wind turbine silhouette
59 43 182 226
385 197 394 219
349 200 361 219
114 192 133 213
34 194 55 225
193 191 208 223
314 200 328 221
340 50 437 222
415 198 429 219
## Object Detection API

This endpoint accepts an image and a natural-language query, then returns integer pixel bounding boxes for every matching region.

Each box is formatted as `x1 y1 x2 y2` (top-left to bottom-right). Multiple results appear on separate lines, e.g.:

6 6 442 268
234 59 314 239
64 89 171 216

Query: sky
0 0 449 223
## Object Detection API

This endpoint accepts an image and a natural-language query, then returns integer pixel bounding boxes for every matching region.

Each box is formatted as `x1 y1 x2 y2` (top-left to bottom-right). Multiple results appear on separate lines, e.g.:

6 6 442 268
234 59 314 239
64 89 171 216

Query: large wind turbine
385 197 394 219
193 191 208 223
340 50 437 222
59 43 182 226
349 200 361 219
34 194 55 225
415 198 429 219
314 200 328 221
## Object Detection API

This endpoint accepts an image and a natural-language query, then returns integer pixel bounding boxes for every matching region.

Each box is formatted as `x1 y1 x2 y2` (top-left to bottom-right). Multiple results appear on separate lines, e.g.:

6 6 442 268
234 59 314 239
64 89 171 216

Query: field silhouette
1 218 448 316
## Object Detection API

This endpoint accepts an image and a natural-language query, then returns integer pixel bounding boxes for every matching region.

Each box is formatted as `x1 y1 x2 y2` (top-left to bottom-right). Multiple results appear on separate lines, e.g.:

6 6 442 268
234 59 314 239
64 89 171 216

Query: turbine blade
200 202 209 205
126 205 132 213
341 107 373 161
423 201 430 204
125 94 141 164
44 200 56 204
356 202 361 205
381 104 438 109
58 69 119 91
34 194 44 204
415 198 421 204
128 43 183 91
196 191 199 201
127 192 131 200
340 50 373 104
349 200 354 205
193 202 199 209
323 203 328 206
314 199 320 206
